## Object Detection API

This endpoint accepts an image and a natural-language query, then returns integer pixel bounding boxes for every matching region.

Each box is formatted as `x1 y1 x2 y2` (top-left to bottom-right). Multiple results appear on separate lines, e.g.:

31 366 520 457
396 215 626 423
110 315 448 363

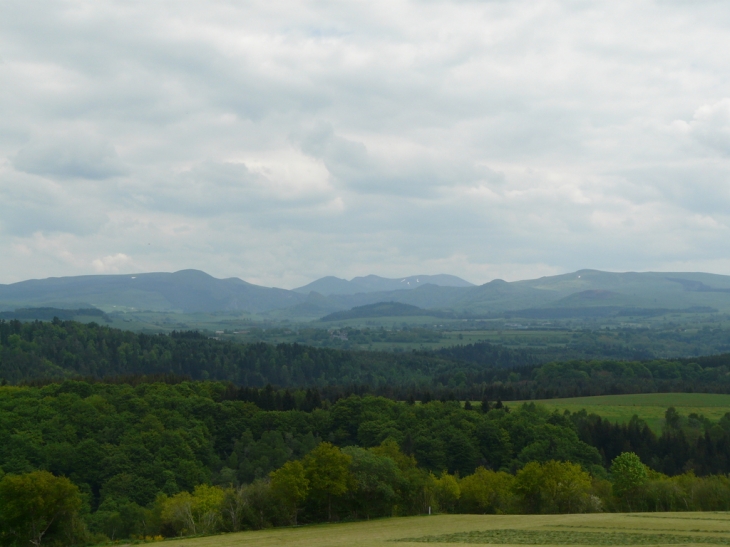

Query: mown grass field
514 393 730 431
159 512 730 547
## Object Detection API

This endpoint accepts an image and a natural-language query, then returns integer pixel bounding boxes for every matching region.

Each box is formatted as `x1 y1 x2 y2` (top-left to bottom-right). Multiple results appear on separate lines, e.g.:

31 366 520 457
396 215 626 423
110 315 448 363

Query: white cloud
1 0 730 287
677 98 730 156
92 253 133 273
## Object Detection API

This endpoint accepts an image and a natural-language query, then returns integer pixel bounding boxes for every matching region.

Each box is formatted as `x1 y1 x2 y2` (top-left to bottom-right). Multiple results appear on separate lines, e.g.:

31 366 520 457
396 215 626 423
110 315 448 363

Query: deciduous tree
270 460 309 524
611 452 648 509
303 442 352 521
0 471 82 547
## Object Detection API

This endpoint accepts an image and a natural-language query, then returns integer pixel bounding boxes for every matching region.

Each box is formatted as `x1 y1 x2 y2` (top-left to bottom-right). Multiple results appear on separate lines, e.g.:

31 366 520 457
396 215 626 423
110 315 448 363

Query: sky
2 0 730 289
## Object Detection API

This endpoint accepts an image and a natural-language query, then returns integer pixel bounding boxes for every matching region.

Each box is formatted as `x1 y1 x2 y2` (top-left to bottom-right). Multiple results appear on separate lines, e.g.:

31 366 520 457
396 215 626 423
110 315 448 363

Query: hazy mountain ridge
3 268 730 319
0 270 307 314
293 273 474 295
319 302 450 322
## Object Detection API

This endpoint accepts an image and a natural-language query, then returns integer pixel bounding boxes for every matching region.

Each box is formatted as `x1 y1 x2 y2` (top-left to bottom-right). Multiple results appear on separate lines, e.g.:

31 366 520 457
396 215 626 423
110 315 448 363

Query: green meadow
516 393 730 431
158 513 730 547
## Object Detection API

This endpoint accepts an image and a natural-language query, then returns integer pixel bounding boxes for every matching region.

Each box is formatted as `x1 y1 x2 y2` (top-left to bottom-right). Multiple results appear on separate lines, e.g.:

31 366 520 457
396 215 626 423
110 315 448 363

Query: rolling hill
2 268 730 319
0 269 306 313
293 273 474 295
319 302 449 321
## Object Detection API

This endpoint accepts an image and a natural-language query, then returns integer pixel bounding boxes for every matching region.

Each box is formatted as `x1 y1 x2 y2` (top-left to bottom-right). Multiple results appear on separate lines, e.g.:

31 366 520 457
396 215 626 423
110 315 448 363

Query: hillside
4 319 730 401
293 274 474 295
325 270 730 318
319 302 447 321
0 269 306 313
3 268 730 319
514 269 730 313
0 307 108 321
4 378 730 544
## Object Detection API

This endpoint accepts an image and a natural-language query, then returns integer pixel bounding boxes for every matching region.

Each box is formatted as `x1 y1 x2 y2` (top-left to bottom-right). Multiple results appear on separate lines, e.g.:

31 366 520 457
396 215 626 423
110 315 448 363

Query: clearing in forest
159 512 730 547
513 393 730 431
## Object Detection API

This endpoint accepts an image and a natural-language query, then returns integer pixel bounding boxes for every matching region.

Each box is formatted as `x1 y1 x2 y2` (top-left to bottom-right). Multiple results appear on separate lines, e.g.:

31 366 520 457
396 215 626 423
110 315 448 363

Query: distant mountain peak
574 289 619 299
6 268 730 320
319 301 437 322
293 273 474 296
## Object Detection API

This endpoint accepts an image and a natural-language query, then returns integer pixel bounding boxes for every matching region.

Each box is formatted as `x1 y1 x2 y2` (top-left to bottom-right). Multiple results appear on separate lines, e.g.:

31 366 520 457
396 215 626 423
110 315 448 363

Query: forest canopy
2 319 730 400
2 380 730 544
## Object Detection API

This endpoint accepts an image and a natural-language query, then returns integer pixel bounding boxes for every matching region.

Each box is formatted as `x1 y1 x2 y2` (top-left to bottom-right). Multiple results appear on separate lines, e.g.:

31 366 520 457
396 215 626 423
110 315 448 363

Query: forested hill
0 319 535 388
3 319 730 399
3 382 730 542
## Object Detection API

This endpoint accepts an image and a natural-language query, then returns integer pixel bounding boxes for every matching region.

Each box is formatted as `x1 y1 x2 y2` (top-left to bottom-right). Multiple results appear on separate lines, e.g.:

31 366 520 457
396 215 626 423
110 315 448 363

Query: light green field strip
401 530 730 544
158 513 730 547
513 393 730 431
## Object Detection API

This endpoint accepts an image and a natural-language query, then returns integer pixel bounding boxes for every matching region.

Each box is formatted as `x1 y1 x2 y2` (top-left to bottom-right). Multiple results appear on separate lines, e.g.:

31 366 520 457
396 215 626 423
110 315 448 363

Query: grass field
514 393 730 431
158 513 730 547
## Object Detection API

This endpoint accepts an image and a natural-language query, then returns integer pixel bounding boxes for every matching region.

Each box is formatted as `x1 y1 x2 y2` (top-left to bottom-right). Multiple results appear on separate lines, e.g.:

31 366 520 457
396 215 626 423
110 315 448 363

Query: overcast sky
2 0 730 288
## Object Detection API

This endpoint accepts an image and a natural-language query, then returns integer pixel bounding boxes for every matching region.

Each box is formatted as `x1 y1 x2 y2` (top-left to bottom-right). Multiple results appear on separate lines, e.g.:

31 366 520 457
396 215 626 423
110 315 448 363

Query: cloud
1 0 730 287
296 122 503 194
92 253 134 273
612 164 730 215
0 168 108 237
113 159 337 223
13 132 129 180
676 99 730 156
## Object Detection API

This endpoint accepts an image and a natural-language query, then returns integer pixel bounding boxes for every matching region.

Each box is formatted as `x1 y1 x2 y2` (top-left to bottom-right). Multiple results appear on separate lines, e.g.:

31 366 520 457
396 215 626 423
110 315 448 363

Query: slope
293 274 474 295
0 270 307 313
5 268 730 319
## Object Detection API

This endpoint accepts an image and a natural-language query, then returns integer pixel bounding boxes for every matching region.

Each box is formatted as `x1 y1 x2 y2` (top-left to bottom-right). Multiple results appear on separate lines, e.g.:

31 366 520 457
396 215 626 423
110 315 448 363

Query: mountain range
292 274 473 295
2 269 730 320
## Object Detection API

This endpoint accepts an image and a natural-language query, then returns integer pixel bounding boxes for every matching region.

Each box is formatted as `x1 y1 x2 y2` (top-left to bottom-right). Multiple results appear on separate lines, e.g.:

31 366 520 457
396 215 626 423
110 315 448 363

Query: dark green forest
2 381 730 545
3 320 730 401
4 319 730 545
223 321 730 361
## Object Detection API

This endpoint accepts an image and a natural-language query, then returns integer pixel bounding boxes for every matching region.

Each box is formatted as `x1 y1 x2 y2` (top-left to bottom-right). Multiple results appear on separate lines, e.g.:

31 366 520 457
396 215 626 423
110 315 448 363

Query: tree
665 407 681 430
160 492 195 536
480 396 491 413
513 460 592 514
459 466 515 514
303 442 352 521
270 461 309 524
87 498 145 540
220 486 248 532
0 471 83 547
611 452 648 509
342 447 401 519
370 439 417 471
160 484 224 536
433 472 461 513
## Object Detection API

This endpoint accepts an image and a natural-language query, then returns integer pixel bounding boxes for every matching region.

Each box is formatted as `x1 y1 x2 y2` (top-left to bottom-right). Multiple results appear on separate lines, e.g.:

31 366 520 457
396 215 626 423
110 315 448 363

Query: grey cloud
0 172 107 236
0 203 103 237
296 122 503 194
118 160 333 220
3 0 730 285
13 134 128 180
612 165 730 215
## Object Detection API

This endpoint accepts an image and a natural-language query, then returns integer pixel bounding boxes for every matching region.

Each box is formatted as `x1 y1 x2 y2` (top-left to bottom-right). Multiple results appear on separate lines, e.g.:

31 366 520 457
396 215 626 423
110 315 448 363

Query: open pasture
516 393 730 431
160 512 730 547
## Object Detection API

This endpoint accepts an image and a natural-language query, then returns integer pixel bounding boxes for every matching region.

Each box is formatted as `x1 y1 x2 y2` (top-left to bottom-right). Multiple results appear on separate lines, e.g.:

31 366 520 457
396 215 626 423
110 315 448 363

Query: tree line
4 380 730 543
0 319 507 388
4 448 730 546
4 320 730 400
